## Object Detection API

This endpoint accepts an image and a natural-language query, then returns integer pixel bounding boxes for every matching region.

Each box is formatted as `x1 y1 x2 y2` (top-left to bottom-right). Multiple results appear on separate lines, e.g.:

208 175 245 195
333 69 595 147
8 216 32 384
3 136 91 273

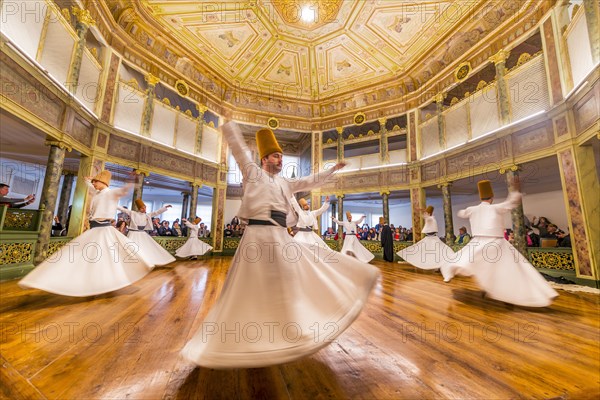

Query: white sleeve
289 196 303 214
222 122 255 180
286 167 336 193
495 191 522 213
149 206 169 217
313 201 330 217
117 206 131 215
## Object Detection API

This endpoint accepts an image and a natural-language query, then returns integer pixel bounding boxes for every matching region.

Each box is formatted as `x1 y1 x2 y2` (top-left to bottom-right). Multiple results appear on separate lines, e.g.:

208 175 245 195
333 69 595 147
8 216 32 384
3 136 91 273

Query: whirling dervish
332 212 374 263
19 171 154 296
397 205 454 270
117 199 176 267
175 217 213 259
440 180 558 307
181 122 379 368
289 195 331 251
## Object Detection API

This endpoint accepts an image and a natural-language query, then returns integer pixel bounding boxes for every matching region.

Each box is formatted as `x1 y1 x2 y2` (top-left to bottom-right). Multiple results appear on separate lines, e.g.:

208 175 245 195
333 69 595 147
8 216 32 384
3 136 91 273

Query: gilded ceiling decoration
140 0 485 101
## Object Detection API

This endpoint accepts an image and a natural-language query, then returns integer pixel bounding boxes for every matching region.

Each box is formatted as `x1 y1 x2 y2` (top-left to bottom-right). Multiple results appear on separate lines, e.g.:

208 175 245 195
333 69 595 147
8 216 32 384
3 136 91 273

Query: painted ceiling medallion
454 62 471 82
175 79 189 96
270 0 344 31
353 112 366 126
267 117 280 129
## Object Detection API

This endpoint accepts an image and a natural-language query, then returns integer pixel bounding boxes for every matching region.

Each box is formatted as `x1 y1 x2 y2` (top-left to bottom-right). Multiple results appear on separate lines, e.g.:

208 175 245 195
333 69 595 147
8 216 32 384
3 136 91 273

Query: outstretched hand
165 205 172 208
331 162 346 172
325 196 330 202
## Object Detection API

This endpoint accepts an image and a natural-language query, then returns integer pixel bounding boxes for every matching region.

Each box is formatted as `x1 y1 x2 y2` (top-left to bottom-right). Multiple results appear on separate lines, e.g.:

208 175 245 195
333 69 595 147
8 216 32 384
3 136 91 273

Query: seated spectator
532 216 552 237
198 222 208 238
393 228 401 241
0 183 35 208
323 227 335 240
556 230 571 247
405 229 413 241
51 216 64 237
158 220 174 236
526 227 540 247
150 218 161 236
367 228 378 241
545 224 560 239
172 221 183 237
116 220 128 235
455 226 470 245
232 224 242 238
224 224 233 237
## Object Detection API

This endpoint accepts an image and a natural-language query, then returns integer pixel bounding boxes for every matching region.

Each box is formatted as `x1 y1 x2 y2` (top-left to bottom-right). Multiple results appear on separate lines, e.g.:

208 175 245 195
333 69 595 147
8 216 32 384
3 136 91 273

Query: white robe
19 184 153 296
175 222 213 257
331 216 374 263
117 206 175 266
290 196 330 251
181 121 380 368
397 213 454 270
440 192 558 307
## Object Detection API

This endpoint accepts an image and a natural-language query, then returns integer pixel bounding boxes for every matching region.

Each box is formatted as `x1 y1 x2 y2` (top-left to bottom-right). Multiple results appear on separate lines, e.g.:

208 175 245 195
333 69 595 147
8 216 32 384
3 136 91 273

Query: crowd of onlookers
323 223 414 242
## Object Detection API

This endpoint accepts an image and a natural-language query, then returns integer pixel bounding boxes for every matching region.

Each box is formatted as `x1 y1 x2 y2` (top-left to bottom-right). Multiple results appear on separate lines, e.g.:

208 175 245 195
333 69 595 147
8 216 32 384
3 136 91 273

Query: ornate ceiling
140 0 486 101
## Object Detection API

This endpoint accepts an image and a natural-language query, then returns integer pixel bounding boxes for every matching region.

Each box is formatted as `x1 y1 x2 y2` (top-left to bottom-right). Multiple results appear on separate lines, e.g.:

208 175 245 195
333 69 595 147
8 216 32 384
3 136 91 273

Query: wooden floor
1 257 599 400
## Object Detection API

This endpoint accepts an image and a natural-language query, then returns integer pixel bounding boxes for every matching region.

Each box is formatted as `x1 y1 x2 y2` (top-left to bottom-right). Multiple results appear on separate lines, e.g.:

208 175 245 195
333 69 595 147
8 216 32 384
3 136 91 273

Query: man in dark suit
379 217 394 262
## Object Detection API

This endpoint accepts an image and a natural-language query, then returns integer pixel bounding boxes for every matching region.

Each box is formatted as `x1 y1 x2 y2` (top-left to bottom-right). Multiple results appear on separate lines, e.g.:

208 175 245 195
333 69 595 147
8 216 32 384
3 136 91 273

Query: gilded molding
71 7 96 26
489 49 511 64
44 140 72 152
145 73 160 86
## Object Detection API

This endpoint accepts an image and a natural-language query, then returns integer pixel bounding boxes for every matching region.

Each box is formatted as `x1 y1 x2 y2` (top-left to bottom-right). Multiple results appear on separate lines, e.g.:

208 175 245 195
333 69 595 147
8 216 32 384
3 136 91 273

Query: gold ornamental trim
489 49 510 65
175 79 189 96
454 61 471 82
267 117 279 129
145 73 160 86
353 112 366 126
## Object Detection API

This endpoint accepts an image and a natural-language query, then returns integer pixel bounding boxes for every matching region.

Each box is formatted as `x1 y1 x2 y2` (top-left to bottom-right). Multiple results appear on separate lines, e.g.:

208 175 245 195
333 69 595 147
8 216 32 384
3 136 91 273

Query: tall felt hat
298 198 308 208
92 170 111 186
256 128 283 159
193 217 201 224
379 217 385 225
426 206 434 214
346 211 352 219
134 199 146 209
477 180 494 200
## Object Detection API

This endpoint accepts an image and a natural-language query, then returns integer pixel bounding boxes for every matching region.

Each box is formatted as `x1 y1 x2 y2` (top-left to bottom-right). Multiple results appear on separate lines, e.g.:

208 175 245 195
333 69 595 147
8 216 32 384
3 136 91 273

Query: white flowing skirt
340 235 374 263
181 225 380 369
440 237 558 307
175 237 213 257
397 235 455 270
293 230 331 252
19 227 154 297
128 231 175 266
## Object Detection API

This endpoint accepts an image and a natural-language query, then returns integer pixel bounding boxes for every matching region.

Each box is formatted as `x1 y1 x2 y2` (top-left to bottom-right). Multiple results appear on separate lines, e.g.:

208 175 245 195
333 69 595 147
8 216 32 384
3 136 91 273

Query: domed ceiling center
267 0 345 31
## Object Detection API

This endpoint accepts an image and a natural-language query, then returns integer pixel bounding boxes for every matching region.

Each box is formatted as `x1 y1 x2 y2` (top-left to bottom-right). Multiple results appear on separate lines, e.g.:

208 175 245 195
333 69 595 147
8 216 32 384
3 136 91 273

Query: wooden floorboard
1 257 598 399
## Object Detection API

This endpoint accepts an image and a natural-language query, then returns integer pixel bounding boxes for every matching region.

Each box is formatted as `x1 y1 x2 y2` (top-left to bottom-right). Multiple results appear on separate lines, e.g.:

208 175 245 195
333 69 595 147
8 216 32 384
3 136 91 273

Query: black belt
248 210 287 227
298 227 313 232
89 220 112 229
425 232 437 236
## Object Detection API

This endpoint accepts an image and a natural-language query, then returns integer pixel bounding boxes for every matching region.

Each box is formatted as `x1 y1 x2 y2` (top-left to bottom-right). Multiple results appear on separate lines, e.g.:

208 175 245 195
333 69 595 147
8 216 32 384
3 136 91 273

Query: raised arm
117 206 132 215
289 196 304 215
313 199 330 217
331 216 342 225
149 205 171 218
457 208 471 219
495 191 522 213
356 215 366 225
183 220 194 228
111 182 134 199
221 121 255 181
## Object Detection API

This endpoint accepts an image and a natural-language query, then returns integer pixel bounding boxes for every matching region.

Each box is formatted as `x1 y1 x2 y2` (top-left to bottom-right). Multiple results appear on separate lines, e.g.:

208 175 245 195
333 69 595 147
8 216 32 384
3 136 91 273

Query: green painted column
131 169 147 211
195 105 207 155
489 49 511 125
141 73 159 137
181 192 190 221
68 156 104 236
502 166 527 256
56 172 75 225
189 183 200 219
435 93 446 149
337 194 344 251
34 142 68 264
439 182 455 243
379 117 389 164
336 126 344 162
67 7 94 93
381 191 390 225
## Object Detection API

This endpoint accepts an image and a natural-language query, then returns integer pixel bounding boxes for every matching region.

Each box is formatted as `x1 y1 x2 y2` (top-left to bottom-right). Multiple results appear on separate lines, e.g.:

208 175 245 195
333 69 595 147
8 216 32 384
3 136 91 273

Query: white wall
224 198 242 226
0 156 45 210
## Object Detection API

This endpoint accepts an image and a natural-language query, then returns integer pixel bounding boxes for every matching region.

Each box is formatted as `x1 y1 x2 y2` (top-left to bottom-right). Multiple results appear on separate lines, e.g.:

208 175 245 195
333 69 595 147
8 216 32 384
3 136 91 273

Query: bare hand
166 205 172 208
331 162 346 172
325 196 330 202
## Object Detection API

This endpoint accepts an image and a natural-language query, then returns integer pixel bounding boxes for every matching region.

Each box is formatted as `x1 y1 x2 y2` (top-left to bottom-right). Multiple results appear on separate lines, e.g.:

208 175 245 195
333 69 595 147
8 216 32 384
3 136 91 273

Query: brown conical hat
194 217 201 224
477 180 494 200
256 128 283 159
346 211 352 219
92 170 111 186
298 198 308 208
134 199 146 209
379 217 385 225
426 206 434 214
